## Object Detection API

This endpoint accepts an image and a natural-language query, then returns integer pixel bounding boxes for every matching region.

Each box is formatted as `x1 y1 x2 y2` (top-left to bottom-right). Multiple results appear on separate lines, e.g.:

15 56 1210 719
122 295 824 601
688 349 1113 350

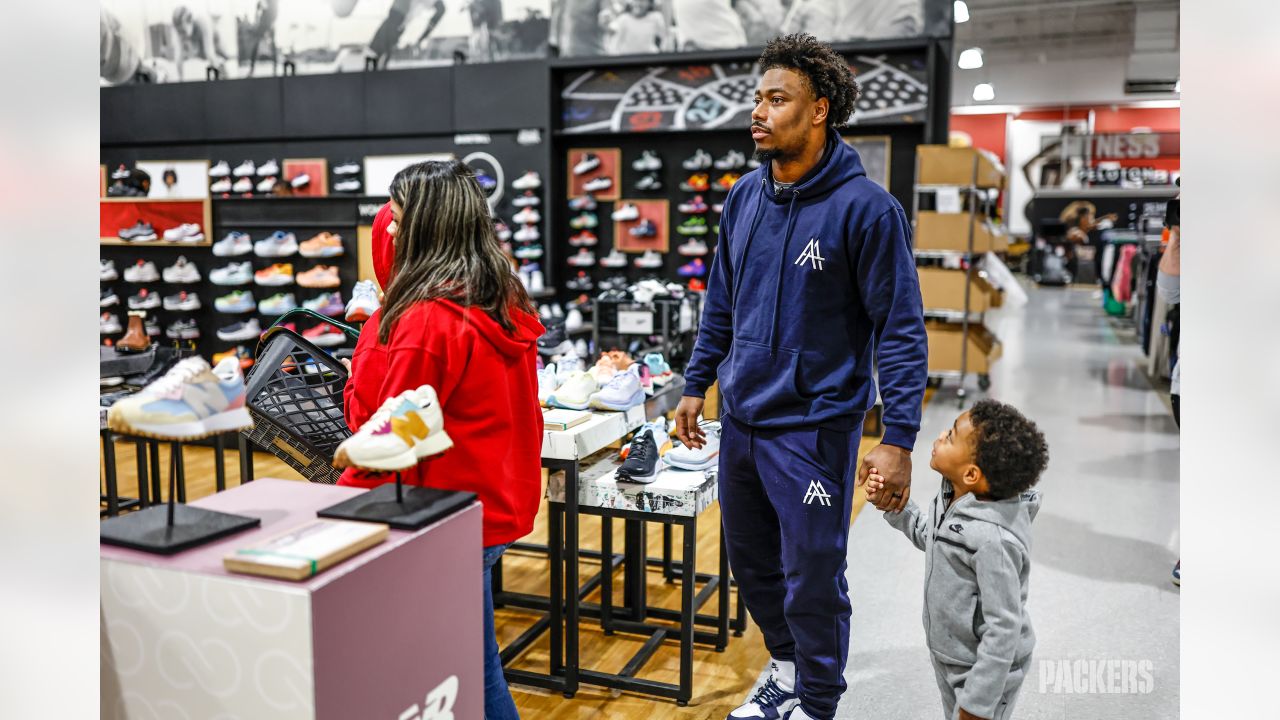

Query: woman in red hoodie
341 160 543 719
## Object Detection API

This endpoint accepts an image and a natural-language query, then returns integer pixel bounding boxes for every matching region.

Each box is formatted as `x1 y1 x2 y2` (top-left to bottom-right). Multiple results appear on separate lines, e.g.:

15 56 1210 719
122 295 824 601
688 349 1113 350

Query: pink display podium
100 479 482 720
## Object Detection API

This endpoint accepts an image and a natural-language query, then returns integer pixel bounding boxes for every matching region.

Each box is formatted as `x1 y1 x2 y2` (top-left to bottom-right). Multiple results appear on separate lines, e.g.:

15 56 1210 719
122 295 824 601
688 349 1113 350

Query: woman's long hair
378 159 534 345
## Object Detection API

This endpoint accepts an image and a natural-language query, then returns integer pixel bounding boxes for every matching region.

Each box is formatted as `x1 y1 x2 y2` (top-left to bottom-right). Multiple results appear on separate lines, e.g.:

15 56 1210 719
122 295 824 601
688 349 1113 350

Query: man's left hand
858 444 911 512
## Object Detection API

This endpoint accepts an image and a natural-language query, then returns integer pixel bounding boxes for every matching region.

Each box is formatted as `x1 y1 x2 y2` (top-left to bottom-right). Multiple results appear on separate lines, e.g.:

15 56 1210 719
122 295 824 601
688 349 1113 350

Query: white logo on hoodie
794 238 825 271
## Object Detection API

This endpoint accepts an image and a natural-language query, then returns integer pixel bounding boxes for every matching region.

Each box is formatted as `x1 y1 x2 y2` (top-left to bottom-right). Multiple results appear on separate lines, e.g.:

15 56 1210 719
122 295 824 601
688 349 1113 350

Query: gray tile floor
835 284 1181 719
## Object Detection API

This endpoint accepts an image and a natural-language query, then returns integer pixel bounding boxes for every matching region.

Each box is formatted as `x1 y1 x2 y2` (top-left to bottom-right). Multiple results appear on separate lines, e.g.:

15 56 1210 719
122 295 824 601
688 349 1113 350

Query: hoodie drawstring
768 191 801 357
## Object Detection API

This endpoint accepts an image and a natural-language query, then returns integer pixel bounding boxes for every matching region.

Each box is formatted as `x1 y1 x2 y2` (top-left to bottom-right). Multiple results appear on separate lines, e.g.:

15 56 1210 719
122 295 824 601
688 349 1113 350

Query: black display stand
100 444 259 554
317 473 476 531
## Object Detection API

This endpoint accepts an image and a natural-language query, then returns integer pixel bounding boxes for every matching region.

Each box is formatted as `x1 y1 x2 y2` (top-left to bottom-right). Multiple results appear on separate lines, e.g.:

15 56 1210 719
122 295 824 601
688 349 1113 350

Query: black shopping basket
240 309 361 484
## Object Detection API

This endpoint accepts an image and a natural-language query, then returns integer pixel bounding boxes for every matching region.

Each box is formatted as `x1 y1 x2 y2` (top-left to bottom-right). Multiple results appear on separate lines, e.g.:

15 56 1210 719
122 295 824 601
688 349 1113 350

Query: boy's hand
865 470 888 509
958 708 988 720
858 444 911 512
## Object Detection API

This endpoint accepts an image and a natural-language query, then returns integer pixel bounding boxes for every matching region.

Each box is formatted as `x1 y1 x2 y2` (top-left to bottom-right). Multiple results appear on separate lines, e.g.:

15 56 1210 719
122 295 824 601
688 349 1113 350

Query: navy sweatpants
719 412 862 720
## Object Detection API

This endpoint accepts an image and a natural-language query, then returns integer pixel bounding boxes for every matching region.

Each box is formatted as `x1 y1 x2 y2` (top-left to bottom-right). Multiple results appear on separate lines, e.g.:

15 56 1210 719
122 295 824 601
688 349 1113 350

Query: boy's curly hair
968 399 1049 500
757 33 861 128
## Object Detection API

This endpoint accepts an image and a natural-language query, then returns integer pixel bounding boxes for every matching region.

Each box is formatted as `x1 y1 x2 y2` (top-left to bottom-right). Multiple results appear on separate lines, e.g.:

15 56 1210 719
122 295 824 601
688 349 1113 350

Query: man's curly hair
968 399 1049 500
758 33 861 128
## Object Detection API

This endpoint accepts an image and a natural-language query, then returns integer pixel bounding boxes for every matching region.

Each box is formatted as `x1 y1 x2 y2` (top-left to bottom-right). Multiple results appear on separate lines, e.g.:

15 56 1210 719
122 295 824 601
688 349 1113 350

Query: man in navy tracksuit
675 33 928 720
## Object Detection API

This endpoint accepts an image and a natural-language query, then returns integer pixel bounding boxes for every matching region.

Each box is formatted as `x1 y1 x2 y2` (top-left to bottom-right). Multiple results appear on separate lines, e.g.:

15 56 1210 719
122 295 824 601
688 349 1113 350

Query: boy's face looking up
931 411 989 499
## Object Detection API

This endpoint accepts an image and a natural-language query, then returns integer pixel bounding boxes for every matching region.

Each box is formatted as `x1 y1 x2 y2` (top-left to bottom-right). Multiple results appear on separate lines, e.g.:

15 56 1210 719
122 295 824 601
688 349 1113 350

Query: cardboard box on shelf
917 145 1006 189
926 320 1002 374
915 211 1001 253
918 267 1000 313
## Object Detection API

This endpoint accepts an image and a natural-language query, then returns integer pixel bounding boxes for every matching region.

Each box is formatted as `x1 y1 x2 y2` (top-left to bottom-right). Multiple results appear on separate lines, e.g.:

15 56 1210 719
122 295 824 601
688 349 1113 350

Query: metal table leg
214 434 226 492
678 516 696 706
134 439 149 508
173 442 186 503
148 441 162 502
238 435 255 483
101 430 119 517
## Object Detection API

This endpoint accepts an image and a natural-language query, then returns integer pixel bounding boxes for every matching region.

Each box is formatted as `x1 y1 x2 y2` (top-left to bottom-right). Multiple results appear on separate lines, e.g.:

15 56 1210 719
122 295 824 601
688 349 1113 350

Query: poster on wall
549 0 934 57
135 160 212 199
560 52 928 134
100 0 551 85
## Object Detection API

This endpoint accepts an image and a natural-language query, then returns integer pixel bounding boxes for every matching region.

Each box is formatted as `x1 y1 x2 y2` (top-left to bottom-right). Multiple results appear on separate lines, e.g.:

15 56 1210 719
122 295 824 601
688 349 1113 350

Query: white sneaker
600 249 627 267
107 357 253 440
530 271 545 293
100 312 122 334
514 207 541 225
256 176 277 193
514 244 544 260
512 171 542 190
210 178 232 193
162 256 201 283
209 160 230 178
565 308 584 331
100 259 119 281
611 203 640 221
213 232 253 257
574 339 589 357
714 149 746 170
583 176 612 193
546 371 598 410
678 238 709 256
514 225 540 242
334 178 362 192
632 150 662 172
572 154 601 176
123 260 159 283
258 292 297 315
634 250 663 269
345 280 381 322
162 291 201 312
232 160 256 177
589 365 644 411
568 249 596 267
333 385 453 471
232 177 253 193
163 223 204 242
664 421 721 471
210 261 253 286
333 161 361 175
537 363 559 406
512 192 541 207
254 231 298 257
682 149 712 170
256 159 279 176
216 319 261 342
728 659 799 719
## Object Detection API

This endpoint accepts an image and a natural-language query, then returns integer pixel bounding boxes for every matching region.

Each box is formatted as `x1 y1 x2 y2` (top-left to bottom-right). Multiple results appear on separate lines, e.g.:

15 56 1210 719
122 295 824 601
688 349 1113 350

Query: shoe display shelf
210 196 363 361
911 146 1008 403
591 295 695 370
100 197 213 246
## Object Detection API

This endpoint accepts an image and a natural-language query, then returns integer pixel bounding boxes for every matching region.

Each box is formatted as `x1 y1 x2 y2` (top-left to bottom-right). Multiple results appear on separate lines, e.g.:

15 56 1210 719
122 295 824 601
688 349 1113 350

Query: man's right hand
674 396 706 449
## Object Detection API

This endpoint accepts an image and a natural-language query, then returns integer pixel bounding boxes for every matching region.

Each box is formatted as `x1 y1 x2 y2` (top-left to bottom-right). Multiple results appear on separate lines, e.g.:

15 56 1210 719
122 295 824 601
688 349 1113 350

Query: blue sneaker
729 660 799 719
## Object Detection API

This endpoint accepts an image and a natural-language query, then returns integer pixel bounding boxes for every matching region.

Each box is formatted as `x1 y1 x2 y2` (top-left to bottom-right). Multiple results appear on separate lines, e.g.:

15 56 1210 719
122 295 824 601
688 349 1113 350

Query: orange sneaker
713 173 741 191
680 173 710 192
254 263 294 286
296 265 341 289
212 345 255 371
299 232 345 258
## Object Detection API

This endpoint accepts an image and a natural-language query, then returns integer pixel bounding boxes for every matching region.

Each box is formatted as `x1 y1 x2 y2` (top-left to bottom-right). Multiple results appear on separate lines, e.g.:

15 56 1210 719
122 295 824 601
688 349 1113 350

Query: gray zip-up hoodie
884 479 1042 718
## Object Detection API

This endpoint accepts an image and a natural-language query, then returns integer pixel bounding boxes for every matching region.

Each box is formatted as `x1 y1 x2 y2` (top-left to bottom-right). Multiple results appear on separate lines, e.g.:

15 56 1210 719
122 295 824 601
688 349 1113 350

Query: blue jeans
483 544 520 719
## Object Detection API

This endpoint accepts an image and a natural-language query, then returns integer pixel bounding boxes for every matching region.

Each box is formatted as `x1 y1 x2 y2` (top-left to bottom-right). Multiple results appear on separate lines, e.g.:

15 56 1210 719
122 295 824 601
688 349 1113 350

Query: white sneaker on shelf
232 160 256 177
599 249 627 268
210 178 232 193
208 160 230 178
634 250 663 269
256 159 279 176
123 260 159 283
512 171 542 190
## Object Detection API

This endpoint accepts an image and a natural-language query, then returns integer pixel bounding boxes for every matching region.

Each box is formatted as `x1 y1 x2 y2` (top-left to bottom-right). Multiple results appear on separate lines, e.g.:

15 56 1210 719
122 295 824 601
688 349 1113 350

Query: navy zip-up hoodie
684 133 927 449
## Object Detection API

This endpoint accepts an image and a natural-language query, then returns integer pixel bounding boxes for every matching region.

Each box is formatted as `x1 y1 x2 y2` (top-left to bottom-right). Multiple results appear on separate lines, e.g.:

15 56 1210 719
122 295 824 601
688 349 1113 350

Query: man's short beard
753 148 781 164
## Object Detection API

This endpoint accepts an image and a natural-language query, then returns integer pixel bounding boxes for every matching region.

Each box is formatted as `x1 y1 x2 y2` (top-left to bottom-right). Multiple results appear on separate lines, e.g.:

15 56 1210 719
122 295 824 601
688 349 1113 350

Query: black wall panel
453 61 548 132
363 68 454 136
101 85 139 145
201 77 284 141
282 73 366 138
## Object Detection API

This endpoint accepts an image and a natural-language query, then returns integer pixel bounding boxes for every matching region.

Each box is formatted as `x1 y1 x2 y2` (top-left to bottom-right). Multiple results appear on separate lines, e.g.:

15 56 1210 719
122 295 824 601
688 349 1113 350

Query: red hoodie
340 204 545 546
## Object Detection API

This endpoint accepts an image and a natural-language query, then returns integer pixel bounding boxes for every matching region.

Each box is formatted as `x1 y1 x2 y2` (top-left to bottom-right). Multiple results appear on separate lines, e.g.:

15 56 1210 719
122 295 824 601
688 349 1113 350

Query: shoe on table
257 292 297 316
545 371 597 410
727 659 799 719
213 231 253 257
616 424 660 483
107 357 252 440
116 314 151 354
346 280 381 323
537 362 559 407
333 385 453 471
297 265 340 289
255 263 296 287
299 232 345 258
664 421 721 471
162 256 201 283
589 365 645 412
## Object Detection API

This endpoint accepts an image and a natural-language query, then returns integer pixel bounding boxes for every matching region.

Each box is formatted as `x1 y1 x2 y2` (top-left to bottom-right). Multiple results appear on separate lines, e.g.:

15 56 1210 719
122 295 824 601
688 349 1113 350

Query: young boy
868 399 1049 720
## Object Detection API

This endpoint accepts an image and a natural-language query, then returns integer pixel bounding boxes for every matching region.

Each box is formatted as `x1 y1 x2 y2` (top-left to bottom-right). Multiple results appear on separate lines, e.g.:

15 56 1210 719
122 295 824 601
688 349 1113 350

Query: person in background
781 0 922 41
671 0 747 50
549 0 607 56
171 5 231 81
100 7 155 84
1156 192 1180 586
340 160 544 719
607 0 669 54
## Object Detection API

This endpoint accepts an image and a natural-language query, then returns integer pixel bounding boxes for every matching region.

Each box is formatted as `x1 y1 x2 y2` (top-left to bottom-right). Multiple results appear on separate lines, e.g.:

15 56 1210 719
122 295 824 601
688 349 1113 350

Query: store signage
453 133 491 145
358 202 386 222
517 129 543 146
1063 133 1179 160
1078 166 1173 186
397 675 459 720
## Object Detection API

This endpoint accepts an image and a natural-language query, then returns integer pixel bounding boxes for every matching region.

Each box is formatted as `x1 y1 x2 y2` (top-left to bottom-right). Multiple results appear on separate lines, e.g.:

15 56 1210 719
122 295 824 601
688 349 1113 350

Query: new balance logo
793 238 825 271
803 480 832 506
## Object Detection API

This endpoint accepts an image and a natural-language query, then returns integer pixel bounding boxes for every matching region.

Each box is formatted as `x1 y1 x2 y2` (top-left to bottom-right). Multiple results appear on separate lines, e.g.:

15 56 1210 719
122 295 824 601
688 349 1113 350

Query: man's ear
813 97 829 127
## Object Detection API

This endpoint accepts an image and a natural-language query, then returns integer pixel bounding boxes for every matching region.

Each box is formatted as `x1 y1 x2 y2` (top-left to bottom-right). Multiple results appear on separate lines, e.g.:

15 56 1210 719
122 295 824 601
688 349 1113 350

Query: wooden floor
101 435 878 719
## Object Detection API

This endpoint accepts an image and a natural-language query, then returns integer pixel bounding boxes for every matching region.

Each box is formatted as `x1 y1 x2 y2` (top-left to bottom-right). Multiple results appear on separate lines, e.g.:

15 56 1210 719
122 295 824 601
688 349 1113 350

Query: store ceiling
957 0 1180 65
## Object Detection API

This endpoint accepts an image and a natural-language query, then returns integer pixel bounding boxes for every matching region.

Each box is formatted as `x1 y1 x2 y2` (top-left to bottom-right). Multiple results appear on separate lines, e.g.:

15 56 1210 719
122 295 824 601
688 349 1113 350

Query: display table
101 479 483 720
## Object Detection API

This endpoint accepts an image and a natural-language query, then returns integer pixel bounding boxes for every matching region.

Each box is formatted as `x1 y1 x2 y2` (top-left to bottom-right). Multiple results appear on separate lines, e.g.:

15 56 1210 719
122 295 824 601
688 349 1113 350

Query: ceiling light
973 83 995 102
958 48 984 69
954 0 970 23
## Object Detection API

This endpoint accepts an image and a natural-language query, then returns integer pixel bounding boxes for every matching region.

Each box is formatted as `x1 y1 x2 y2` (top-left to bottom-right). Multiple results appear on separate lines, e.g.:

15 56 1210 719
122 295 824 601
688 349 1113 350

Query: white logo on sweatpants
803 480 832 506
794 238 825 271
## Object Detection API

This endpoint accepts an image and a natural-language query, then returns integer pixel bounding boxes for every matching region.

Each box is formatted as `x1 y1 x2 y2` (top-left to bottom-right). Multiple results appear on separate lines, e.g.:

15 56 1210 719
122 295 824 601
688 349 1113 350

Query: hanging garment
1111 245 1138 303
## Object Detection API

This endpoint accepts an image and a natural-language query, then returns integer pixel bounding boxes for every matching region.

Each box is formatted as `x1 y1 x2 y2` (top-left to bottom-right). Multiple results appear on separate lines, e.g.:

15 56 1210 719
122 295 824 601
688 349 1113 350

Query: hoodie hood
430 299 544 361
372 202 395 290
952 486 1042 550
759 130 866 203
